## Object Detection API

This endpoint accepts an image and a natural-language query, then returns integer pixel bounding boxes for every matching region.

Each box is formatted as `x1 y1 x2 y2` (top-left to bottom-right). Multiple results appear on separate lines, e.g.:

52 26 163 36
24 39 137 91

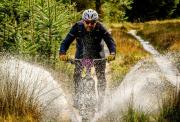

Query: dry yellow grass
0 115 37 122
146 19 180 24
170 40 180 51
138 19 180 52
0 58 43 122
109 22 143 31
109 29 149 88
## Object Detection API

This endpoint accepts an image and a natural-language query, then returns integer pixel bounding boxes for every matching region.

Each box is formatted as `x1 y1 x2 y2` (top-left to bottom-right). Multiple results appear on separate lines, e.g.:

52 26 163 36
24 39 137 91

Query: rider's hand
107 53 115 62
59 54 69 61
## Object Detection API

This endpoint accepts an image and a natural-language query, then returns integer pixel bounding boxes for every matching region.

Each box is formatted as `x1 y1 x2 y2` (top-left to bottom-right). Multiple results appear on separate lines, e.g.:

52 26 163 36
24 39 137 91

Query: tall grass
0 57 43 121
122 104 150 122
156 86 180 122
0 53 76 121
0 73 43 121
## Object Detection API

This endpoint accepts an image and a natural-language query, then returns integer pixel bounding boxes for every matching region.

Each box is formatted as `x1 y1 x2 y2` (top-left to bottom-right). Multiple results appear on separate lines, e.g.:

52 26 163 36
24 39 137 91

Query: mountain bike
68 58 107 122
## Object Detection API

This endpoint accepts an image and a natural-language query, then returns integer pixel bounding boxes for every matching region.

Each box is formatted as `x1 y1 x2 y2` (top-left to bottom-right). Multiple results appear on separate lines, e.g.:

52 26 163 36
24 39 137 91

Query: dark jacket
59 20 116 59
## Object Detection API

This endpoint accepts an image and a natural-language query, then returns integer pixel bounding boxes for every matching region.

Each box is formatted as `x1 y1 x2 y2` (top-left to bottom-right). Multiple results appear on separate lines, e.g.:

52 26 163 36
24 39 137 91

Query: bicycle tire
77 76 96 121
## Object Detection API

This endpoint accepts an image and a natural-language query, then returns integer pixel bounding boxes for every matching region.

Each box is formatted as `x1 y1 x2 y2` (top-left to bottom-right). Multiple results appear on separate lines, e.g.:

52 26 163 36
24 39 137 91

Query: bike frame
69 58 106 120
70 58 106 77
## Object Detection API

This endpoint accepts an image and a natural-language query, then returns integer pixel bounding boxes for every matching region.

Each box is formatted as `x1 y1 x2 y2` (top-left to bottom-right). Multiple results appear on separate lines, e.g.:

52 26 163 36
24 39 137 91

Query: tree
71 0 95 12
127 0 178 22
95 0 103 18
0 0 79 64
70 0 133 22
172 0 180 17
102 0 132 22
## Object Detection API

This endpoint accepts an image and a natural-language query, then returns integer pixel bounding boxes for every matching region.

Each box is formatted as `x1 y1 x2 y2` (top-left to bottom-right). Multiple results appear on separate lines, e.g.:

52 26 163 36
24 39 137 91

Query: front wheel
76 76 97 121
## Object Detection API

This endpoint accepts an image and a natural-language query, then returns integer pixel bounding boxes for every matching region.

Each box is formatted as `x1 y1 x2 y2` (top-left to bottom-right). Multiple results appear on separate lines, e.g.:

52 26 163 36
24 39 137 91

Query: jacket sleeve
59 23 78 54
100 23 116 54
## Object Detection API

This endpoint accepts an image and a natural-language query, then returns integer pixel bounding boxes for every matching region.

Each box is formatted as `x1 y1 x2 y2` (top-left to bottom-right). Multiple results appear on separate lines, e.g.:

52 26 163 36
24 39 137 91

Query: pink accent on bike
81 58 94 72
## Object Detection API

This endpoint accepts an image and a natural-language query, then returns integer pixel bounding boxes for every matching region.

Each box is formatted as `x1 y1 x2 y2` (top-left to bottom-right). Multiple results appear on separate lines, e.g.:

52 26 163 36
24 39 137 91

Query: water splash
128 30 180 87
92 30 180 122
0 57 81 122
93 60 171 121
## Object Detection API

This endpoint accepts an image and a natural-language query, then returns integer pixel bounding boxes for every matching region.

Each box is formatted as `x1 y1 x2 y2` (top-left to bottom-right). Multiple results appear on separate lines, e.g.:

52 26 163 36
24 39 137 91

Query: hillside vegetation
138 19 180 52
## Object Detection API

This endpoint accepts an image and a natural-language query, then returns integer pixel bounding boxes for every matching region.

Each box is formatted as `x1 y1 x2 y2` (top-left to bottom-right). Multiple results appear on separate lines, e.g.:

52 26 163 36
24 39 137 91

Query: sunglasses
85 20 96 25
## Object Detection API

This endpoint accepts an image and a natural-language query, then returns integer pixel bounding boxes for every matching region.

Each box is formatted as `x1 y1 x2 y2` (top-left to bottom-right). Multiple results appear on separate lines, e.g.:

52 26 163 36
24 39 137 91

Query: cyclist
59 8 116 108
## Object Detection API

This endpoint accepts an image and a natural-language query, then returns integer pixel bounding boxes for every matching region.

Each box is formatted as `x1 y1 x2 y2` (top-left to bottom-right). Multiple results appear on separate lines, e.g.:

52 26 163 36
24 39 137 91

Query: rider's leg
94 60 106 104
73 61 82 108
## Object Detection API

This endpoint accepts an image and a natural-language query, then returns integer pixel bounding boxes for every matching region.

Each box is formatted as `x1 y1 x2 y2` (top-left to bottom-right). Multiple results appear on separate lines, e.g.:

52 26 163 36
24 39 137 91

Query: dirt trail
128 30 180 87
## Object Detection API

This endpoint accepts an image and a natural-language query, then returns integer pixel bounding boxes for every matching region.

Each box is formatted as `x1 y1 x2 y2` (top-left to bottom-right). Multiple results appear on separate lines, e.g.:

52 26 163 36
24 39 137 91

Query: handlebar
68 58 107 64
66 58 107 74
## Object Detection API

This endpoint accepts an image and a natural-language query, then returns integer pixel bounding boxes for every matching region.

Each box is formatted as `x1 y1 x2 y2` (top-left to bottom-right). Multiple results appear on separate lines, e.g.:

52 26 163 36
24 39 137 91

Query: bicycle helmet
82 9 99 21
